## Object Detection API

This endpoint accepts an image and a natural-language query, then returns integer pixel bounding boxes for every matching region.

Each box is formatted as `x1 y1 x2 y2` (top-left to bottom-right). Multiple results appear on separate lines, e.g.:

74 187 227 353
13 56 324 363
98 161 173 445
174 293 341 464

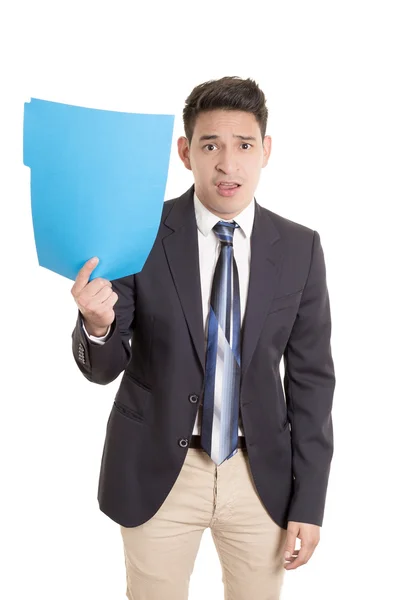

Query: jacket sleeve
71 274 135 385
284 230 335 526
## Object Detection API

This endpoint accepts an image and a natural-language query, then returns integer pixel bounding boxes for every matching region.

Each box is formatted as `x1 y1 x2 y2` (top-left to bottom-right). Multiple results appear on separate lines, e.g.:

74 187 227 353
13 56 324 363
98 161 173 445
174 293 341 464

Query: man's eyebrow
198 134 257 142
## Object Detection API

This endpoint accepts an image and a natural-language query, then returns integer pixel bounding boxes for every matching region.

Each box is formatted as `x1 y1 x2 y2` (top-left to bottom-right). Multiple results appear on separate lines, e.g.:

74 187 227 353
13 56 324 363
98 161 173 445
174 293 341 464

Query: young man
71 76 335 600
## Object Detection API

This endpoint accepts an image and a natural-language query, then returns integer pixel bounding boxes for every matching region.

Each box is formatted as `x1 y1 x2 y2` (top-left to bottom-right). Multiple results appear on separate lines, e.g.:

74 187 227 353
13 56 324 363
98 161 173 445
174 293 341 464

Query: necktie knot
213 221 239 246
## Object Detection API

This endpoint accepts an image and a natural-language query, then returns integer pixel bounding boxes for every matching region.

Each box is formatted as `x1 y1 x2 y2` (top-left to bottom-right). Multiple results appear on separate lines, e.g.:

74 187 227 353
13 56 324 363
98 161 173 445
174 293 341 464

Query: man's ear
262 135 272 167
177 136 192 171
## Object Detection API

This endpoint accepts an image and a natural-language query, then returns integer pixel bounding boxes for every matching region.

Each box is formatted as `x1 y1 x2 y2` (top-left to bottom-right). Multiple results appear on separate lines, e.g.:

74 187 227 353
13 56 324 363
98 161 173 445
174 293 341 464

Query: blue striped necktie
201 220 241 465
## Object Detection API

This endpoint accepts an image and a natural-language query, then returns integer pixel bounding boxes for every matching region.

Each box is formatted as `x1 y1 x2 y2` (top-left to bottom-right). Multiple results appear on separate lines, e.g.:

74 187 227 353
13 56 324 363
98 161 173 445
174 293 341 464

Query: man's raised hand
71 257 118 337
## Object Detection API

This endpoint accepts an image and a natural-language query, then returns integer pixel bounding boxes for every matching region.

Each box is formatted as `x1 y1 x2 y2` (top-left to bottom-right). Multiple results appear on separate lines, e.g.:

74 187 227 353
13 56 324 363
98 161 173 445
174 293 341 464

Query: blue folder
23 98 175 281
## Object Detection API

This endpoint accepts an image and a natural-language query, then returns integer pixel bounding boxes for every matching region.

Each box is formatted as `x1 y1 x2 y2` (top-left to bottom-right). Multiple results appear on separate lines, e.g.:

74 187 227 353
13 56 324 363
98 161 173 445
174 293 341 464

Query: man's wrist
83 320 109 337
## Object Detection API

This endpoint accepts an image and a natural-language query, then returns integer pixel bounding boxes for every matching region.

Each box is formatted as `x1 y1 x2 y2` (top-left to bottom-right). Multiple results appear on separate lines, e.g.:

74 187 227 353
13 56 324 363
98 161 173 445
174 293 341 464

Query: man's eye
241 143 252 150
204 144 217 151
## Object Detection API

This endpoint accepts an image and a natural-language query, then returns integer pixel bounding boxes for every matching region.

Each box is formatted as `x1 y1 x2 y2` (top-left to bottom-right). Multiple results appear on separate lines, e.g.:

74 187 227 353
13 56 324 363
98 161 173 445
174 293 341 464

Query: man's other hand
283 521 320 570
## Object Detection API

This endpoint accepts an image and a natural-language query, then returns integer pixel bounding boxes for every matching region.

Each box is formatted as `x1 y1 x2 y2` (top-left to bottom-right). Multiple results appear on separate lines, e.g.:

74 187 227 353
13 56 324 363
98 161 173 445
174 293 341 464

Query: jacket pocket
124 371 152 392
268 289 303 315
113 372 152 423
113 401 145 423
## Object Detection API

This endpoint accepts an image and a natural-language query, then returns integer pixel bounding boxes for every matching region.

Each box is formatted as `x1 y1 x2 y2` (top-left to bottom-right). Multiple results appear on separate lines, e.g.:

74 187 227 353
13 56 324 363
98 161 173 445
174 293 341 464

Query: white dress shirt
83 191 255 436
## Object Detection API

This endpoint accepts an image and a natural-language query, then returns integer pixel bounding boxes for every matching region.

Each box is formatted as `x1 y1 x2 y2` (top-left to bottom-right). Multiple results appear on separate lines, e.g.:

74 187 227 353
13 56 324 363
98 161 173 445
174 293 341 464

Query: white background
1 1 399 598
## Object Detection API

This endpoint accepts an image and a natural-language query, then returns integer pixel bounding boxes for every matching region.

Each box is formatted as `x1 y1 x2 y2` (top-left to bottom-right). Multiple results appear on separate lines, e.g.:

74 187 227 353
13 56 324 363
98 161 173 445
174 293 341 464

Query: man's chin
210 200 246 219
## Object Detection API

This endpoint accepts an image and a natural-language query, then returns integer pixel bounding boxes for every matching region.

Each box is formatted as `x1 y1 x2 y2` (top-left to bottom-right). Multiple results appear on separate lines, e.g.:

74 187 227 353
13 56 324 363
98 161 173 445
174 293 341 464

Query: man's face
177 109 271 219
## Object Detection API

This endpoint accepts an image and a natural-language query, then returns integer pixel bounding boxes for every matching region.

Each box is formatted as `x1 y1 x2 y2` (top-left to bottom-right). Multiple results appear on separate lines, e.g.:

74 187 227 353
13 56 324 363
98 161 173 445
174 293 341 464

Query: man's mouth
215 182 242 197
216 182 241 189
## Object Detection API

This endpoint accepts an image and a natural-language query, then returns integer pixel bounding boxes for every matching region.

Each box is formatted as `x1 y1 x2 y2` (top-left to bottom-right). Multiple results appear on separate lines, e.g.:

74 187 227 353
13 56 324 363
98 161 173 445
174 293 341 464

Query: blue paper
23 98 175 281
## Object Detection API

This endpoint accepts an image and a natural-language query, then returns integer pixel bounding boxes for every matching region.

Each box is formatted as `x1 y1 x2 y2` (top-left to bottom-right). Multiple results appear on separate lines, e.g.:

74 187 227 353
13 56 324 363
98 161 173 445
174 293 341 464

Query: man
71 76 335 600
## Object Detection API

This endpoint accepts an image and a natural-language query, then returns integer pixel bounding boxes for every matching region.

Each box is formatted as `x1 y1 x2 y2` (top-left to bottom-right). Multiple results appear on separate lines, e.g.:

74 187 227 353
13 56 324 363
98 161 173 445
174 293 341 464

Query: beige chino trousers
120 447 287 600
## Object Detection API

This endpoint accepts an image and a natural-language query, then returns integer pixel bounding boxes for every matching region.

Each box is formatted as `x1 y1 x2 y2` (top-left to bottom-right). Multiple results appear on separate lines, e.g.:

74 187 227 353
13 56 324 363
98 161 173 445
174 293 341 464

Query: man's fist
71 257 118 336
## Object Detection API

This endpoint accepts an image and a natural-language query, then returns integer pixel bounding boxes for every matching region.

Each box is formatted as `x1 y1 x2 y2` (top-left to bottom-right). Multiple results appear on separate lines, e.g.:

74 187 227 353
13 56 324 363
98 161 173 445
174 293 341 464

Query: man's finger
283 528 298 562
284 549 299 563
284 544 312 570
71 257 99 296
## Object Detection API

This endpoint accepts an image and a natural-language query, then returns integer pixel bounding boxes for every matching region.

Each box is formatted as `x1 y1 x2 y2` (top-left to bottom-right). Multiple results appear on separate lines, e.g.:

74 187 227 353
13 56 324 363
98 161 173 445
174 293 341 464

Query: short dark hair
182 76 268 145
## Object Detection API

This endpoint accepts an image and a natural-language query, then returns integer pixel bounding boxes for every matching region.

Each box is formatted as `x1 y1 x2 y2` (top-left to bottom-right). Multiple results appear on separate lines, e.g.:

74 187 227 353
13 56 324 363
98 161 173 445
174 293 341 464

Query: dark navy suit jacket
72 184 335 529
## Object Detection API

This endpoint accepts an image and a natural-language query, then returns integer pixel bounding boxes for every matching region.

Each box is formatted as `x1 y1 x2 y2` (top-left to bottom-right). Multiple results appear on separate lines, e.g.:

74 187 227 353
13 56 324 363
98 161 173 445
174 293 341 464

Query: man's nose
216 150 238 174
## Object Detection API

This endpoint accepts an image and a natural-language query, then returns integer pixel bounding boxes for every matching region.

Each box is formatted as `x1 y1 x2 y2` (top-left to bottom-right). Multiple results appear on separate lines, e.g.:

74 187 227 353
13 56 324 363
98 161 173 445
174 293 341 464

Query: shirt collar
193 190 255 238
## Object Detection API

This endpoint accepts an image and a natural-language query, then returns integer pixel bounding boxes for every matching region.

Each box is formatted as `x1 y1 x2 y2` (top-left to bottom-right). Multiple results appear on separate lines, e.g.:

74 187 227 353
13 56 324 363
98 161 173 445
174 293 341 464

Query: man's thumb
284 529 297 559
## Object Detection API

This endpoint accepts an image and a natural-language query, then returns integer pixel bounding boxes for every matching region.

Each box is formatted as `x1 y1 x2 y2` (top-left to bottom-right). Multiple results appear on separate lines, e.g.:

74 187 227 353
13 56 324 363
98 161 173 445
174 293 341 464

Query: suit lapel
162 186 205 372
240 201 283 379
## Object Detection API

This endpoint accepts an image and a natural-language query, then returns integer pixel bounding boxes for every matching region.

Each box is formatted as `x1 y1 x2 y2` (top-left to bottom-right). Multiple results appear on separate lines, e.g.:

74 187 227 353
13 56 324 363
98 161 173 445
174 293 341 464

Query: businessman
71 76 335 600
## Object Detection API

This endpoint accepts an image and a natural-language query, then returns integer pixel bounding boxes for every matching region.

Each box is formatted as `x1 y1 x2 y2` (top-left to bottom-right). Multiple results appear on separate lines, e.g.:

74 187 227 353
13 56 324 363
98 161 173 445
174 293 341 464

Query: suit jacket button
178 438 189 448
189 394 199 404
